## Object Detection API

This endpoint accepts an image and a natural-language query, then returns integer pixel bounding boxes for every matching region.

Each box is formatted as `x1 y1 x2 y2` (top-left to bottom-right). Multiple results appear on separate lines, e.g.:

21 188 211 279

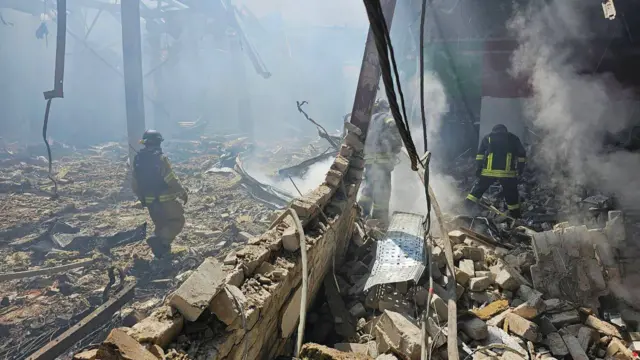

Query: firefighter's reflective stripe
487 153 494 170
507 203 520 210
164 171 177 183
144 193 180 203
517 157 526 163
365 154 395 164
505 153 512 172
476 154 484 160
466 194 479 202
384 116 394 124
481 169 517 178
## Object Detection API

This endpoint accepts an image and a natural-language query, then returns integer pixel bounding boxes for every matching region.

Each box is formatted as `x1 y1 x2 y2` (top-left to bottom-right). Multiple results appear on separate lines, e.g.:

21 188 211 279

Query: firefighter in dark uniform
465 124 527 218
132 130 188 258
358 99 403 225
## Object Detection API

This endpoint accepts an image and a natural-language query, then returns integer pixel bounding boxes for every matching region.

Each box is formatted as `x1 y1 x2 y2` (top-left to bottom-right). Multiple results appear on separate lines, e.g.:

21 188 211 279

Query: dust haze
0 0 368 147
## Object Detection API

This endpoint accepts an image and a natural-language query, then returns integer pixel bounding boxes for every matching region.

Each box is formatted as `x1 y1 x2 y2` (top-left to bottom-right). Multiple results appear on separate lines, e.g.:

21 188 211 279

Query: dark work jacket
475 131 527 178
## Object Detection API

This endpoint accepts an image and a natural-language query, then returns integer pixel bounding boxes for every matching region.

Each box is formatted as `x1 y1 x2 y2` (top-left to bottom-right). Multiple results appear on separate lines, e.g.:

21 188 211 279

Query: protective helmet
140 130 164 145
492 124 508 133
373 98 389 112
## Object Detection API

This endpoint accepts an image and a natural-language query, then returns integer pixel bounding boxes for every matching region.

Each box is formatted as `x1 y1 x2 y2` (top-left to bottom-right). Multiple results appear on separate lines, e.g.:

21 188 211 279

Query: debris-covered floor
0 135 333 359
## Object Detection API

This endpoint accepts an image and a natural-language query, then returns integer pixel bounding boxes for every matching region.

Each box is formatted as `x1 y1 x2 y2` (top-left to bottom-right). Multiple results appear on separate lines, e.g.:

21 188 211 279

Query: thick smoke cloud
509 0 640 209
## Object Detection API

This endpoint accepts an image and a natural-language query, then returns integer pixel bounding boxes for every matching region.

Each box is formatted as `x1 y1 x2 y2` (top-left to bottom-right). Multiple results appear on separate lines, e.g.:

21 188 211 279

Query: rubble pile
296 211 638 360
0 135 333 359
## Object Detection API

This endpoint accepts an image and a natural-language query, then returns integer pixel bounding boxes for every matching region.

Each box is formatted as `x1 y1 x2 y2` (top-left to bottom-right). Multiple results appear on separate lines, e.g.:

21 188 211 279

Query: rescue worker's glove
180 191 188 204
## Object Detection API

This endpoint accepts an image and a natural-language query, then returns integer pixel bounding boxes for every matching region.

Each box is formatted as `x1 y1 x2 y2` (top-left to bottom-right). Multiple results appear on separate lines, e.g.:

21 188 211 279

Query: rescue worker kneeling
359 99 403 225
132 130 188 258
465 124 526 219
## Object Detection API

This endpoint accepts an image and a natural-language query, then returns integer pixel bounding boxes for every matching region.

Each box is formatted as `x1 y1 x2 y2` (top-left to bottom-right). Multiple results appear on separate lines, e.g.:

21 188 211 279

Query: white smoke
509 0 640 208
390 73 463 217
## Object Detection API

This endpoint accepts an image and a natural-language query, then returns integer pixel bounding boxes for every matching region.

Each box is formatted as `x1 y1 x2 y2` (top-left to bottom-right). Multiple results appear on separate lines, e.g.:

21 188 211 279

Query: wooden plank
0 258 95 282
26 282 136 360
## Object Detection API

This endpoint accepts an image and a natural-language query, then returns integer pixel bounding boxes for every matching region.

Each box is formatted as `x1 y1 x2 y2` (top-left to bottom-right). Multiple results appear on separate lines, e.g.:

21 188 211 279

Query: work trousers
147 199 185 257
359 164 392 224
465 176 521 218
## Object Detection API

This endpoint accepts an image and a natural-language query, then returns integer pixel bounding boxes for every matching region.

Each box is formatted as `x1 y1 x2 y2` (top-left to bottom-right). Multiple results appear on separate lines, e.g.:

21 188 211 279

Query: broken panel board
364 212 426 291
530 225 609 310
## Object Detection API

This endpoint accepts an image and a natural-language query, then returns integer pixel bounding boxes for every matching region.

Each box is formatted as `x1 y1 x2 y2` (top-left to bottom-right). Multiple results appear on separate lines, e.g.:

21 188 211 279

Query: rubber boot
147 236 171 259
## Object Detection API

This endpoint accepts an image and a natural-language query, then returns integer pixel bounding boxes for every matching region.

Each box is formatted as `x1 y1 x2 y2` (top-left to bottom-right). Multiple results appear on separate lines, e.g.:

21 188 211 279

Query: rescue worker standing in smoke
359 99 403 225
132 130 188 258
465 124 527 218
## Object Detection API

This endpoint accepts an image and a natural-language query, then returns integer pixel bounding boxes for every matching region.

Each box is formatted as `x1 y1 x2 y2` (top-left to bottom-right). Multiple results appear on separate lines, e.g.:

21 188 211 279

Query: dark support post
121 0 146 162
348 0 396 138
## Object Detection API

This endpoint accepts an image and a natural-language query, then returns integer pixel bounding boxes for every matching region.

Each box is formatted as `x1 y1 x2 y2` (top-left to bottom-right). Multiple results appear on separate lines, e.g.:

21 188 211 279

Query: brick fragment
129 306 184 348
169 258 226 322
97 328 157 360
505 313 539 342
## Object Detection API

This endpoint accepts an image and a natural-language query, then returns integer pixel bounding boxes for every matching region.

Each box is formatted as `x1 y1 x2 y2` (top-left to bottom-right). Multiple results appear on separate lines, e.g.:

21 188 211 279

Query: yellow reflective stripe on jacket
466 194 478 202
505 153 512 172
144 193 179 203
517 157 526 163
487 153 494 170
164 171 177 183
476 154 484 160
384 116 394 124
481 169 517 178
507 203 520 210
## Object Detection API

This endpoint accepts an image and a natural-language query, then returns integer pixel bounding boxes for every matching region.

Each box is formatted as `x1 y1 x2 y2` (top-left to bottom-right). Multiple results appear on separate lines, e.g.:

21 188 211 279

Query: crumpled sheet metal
364 211 426 291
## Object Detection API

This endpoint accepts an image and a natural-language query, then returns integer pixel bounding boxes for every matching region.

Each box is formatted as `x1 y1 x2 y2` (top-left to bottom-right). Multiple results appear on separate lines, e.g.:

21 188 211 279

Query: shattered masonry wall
127 139 366 360
208 143 363 360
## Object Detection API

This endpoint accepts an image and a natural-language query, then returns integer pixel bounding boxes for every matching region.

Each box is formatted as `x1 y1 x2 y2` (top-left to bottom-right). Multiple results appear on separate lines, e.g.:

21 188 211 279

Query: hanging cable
42 99 58 197
362 0 421 171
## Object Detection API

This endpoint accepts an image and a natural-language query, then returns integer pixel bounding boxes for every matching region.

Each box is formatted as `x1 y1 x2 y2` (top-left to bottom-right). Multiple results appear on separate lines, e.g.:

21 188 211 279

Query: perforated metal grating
364 212 426 291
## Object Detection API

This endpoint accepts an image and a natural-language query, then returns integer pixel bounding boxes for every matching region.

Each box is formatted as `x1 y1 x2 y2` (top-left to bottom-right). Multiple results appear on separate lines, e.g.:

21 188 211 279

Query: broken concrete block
345 132 364 152
334 342 377 357
129 306 184 348
349 302 367 319
505 313 539 342
209 285 246 326
148 345 164 359
606 337 634 359
236 245 271 277
432 246 446 268
325 169 343 187
547 332 569 357
460 246 485 261
425 315 447 348
549 310 581 328
97 328 157 360
225 266 244 287
374 310 421 360
495 269 519 291
237 231 253 243
516 285 542 302
455 267 471 286
453 249 464 261
430 293 448 321
577 326 597 351
487 309 513 327
459 259 475 279
486 326 528 357
169 258 226 322
585 314 622 338
448 230 466 243
300 343 372 359
462 317 488 340
561 332 589 360
469 276 492 292
282 226 300 252
332 155 350 173
223 251 237 266
472 299 509 320
375 355 398 360
512 296 546 320
73 349 98 360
